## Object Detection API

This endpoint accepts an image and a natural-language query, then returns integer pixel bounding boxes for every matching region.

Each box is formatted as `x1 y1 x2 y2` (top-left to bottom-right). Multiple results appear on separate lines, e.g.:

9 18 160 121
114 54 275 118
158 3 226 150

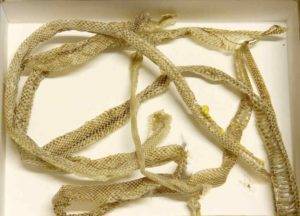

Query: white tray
0 1 299 215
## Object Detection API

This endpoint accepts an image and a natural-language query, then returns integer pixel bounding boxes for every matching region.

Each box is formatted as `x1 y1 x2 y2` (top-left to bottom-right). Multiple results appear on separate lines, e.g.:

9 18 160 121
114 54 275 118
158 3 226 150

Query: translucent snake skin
4 14 299 215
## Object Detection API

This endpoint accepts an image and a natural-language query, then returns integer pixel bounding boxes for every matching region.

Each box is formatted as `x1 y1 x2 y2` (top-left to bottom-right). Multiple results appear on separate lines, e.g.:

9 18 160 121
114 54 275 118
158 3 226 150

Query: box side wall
1 0 295 23
0 4 7 216
286 1 300 193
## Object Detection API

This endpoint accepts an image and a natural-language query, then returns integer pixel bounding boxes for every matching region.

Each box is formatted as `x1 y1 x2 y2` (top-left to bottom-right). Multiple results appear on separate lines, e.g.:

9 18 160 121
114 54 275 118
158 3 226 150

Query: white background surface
3 20 292 216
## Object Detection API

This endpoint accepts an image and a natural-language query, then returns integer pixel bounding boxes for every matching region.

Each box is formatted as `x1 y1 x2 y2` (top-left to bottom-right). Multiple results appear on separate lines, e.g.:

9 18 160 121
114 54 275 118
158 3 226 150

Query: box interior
0 1 299 215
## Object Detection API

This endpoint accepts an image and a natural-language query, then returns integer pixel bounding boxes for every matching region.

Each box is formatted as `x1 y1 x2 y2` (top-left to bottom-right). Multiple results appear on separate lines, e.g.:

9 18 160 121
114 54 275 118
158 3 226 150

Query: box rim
0 1 299 215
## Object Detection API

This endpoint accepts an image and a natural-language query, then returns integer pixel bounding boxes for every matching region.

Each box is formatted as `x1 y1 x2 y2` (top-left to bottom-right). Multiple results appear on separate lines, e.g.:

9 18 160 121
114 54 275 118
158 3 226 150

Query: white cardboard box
0 0 299 215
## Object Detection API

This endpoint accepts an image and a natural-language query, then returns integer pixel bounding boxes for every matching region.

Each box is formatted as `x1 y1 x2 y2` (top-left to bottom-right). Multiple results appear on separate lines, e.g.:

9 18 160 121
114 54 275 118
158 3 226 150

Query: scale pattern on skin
4 14 299 215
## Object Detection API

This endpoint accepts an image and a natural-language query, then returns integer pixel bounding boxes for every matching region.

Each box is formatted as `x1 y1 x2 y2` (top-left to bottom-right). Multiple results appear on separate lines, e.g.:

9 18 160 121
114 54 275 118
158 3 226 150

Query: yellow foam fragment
201 105 210 117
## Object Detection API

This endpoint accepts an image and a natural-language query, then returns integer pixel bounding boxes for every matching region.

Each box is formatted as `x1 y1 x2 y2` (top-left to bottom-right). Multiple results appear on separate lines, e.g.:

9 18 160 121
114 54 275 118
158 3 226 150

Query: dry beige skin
4 14 299 215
